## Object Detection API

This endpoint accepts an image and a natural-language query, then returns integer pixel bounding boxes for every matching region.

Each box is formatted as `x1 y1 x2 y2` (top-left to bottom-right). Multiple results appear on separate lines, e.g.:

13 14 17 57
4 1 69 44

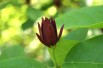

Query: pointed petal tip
36 33 45 45
42 17 44 19
58 24 64 41
36 33 40 39
61 24 64 31
62 24 64 28
38 22 40 26
45 17 48 20
42 17 44 21
50 16 53 19
36 33 39 37
60 24 64 33
37 22 39 26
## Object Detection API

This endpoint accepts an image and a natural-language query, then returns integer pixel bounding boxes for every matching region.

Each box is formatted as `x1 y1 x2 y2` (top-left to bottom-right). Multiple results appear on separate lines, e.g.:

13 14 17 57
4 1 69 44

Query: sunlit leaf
63 35 103 68
27 7 41 20
0 45 26 60
0 57 47 68
48 39 78 67
56 6 103 29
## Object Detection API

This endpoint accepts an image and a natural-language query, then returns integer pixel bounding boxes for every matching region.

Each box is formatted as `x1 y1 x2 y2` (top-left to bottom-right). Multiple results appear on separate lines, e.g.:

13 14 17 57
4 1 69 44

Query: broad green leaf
0 45 25 60
0 46 47 68
27 7 41 20
64 28 88 41
56 6 103 29
63 35 103 68
48 39 78 67
22 19 34 30
0 57 47 68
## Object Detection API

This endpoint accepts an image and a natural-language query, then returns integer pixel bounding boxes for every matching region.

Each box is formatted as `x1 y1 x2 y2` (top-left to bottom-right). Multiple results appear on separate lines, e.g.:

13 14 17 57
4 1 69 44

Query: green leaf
0 57 47 68
0 45 25 60
0 2 9 9
22 7 41 30
0 46 47 68
48 39 78 67
22 19 34 30
56 6 103 29
63 35 103 68
27 7 41 20
64 28 88 41
8 0 22 7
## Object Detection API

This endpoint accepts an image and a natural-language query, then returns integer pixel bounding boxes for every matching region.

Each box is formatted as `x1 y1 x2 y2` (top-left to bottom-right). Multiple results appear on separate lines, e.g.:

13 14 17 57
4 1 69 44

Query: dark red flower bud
36 17 64 47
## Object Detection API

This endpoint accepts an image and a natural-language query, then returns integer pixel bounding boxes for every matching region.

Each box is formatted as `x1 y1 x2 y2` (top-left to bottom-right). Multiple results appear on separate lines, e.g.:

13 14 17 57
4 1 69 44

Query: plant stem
54 65 61 68
52 46 62 68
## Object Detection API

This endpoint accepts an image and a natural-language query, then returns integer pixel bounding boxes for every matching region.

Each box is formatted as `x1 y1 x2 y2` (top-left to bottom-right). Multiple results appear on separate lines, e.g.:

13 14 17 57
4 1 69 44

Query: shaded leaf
22 7 41 30
22 19 34 30
0 2 9 9
64 28 88 41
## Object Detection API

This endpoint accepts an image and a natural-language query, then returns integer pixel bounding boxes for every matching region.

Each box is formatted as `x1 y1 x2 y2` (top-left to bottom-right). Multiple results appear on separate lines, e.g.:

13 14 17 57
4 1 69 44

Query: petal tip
58 24 64 41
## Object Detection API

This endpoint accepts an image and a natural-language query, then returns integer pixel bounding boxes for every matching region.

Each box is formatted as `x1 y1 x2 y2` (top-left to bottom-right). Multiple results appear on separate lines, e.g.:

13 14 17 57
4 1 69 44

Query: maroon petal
38 23 43 38
58 24 64 41
36 17 64 47
36 33 46 45
42 20 57 45
50 17 57 39
41 17 45 30
41 17 50 30
48 23 57 45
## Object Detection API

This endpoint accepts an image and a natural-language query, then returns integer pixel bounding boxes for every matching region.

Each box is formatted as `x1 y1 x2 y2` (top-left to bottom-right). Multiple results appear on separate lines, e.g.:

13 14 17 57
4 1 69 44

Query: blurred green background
0 0 103 67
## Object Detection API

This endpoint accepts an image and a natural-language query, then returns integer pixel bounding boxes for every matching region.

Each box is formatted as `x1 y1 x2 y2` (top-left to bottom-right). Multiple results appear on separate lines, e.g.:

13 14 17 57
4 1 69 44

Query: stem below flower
52 46 62 68
48 45 62 68
55 66 62 68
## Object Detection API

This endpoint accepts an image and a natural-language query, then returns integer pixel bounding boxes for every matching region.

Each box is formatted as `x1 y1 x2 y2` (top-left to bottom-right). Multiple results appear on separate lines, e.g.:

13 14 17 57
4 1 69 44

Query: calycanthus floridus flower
36 17 64 48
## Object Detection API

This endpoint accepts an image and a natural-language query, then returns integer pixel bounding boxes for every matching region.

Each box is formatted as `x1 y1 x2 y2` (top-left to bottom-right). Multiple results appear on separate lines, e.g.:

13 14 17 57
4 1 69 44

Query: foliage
0 0 103 68
63 35 103 68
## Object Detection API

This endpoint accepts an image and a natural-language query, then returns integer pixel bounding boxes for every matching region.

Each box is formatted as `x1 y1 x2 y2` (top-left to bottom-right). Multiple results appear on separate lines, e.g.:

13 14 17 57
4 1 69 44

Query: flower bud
36 17 64 47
